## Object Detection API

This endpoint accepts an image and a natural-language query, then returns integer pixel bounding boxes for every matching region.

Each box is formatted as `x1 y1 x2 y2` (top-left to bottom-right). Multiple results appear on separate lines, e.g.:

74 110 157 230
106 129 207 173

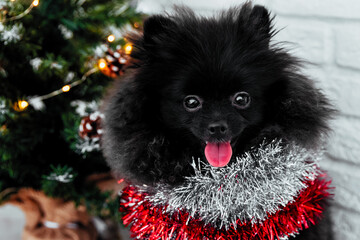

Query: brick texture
325 73 360 116
332 207 360 240
271 0 360 20
335 26 360 70
326 117 360 165
273 23 328 64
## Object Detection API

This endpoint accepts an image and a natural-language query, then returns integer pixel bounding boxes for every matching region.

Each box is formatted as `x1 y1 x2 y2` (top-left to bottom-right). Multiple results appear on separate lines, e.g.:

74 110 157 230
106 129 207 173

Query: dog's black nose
208 122 228 136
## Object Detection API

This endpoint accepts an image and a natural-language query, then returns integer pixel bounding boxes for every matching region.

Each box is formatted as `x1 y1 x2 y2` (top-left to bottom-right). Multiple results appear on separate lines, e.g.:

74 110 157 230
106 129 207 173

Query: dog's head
133 5 282 166
158 55 272 167
103 4 333 185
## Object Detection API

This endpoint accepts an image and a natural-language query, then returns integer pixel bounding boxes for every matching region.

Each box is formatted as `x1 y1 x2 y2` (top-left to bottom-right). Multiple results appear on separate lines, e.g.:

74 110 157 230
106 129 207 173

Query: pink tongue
204 142 232 167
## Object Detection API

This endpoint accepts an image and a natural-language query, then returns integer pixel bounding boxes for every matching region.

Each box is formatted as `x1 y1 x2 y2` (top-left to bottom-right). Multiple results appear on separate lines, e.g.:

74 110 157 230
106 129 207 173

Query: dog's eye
184 95 202 111
232 92 251 109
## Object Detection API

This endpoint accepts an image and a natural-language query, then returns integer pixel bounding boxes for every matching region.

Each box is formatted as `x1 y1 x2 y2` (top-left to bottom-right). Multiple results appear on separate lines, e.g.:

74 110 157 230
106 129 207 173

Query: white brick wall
137 1 360 239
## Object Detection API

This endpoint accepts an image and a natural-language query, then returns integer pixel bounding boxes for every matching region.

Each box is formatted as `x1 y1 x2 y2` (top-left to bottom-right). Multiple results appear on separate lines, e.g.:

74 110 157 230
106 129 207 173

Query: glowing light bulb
98 59 107 70
107 34 115 43
62 85 71 92
20 100 29 109
32 0 39 6
0 125 6 133
124 44 132 55
133 22 139 28
15 100 29 111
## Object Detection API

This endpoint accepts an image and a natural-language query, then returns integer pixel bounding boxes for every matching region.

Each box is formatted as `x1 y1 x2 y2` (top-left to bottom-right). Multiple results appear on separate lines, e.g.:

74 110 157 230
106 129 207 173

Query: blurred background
1 0 359 239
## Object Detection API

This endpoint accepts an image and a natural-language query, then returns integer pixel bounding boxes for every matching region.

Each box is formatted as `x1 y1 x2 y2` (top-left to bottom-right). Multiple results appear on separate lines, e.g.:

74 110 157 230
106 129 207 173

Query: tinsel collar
119 140 332 240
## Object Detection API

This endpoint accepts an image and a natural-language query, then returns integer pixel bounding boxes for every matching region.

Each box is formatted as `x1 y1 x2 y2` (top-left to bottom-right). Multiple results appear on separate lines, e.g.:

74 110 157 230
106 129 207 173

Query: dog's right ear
143 15 176 48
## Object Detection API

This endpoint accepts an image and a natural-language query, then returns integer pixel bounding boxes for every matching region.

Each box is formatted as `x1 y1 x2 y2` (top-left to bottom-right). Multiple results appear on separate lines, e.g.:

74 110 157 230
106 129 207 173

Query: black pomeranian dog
103 3 334 239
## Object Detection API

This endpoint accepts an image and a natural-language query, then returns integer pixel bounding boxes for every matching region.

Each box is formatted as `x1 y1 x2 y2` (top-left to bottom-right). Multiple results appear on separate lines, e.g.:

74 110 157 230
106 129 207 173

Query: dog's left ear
143 16 175 40
249 5 272 42
128 15 177 62
143 15 176 50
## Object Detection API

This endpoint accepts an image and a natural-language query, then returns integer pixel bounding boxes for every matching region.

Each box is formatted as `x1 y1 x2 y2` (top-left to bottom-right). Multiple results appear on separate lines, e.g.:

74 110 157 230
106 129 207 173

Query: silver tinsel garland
141 140 322 229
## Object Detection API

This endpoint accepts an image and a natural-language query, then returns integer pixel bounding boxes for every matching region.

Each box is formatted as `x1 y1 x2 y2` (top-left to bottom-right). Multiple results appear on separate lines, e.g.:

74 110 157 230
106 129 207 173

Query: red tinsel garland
119 177 331 240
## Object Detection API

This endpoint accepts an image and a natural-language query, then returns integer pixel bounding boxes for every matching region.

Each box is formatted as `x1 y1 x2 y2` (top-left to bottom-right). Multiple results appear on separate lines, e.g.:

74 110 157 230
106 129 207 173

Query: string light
1 0 39 23
36 68 97 99
107 34 115 43
98 59 107 70
13 100 29 111
133 22 139 28
18 68 98 111
62 85 70 92
124 43 132 55
20 100 29 109
32 0 39 7
0 125 7 134
11 45 132 112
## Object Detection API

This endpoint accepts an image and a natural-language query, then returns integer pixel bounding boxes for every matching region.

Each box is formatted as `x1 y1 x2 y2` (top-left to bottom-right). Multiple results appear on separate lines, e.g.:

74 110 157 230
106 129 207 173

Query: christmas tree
0 0 143 237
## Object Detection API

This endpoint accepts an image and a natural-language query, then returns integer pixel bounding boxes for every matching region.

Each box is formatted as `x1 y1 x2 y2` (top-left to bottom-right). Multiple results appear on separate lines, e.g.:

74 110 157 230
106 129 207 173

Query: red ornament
79 112 103 139
119 176 332 240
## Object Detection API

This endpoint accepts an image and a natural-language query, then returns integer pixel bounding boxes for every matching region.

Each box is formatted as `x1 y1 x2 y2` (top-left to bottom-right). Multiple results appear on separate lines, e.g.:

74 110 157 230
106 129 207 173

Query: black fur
102 4 334 239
